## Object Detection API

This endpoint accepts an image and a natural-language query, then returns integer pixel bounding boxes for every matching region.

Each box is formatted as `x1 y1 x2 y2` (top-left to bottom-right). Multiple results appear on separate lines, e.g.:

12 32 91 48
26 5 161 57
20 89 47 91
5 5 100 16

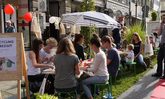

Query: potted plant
124 23 146 44
151 11 157 21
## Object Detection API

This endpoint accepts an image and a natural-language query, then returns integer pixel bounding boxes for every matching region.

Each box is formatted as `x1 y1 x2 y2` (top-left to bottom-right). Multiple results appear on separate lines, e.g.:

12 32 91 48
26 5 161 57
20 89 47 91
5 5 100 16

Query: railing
112 0 129 5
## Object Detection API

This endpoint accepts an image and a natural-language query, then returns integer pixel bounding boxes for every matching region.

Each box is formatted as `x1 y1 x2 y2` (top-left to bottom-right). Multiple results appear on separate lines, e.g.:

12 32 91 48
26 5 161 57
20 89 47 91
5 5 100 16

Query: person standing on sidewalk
152 15 165 78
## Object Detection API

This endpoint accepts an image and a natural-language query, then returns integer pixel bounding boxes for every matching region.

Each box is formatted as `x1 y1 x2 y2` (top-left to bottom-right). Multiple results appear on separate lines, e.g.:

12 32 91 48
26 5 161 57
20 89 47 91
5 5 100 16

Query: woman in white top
27 38 54 93
81 38 109 99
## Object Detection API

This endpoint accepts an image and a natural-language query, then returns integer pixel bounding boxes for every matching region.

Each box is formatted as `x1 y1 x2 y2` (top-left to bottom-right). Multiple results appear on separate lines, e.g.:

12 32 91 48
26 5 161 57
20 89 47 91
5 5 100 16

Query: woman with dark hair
54 38 80 92
132 32 147 70
74 34 85 60
27 38 54 93
81 38 109 99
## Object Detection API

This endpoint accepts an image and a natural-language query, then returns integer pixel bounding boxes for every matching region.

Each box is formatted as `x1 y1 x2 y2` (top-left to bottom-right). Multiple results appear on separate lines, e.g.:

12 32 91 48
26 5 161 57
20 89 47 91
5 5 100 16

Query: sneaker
160 76 165 79
152 73 162 77
103 93 114 99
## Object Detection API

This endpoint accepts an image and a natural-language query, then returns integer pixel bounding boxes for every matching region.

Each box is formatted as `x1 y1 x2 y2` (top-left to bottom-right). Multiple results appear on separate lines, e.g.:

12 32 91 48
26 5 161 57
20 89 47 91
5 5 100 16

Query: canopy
61 11 120 28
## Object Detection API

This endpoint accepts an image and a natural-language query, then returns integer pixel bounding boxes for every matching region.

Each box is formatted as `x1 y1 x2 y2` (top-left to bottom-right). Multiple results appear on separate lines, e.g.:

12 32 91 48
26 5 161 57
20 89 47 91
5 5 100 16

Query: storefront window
0 0 18 33
0 0 31 49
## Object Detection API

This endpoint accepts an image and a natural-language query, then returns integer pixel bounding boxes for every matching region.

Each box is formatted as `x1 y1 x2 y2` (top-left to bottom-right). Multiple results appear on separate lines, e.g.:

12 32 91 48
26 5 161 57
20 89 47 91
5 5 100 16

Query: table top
41 68 55 74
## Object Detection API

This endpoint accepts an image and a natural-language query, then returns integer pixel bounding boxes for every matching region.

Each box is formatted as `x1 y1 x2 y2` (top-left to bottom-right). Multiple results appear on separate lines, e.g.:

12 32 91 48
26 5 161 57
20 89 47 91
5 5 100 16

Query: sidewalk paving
0 81 17 99
118 65 159 99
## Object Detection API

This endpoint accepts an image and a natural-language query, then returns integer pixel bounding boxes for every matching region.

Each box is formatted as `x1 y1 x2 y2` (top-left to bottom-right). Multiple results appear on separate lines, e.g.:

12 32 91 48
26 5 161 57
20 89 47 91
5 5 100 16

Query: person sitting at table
53 38 80 94
131 32 147 70
39 37 57 94
40 37 58 64
101 36 120 81
121 44 134 70
74 34 85 60
81 38 109 99
27 38 54 93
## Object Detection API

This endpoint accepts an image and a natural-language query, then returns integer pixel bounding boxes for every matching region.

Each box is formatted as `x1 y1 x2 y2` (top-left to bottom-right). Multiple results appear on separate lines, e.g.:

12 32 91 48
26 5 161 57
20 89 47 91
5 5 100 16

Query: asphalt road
118 65 159 99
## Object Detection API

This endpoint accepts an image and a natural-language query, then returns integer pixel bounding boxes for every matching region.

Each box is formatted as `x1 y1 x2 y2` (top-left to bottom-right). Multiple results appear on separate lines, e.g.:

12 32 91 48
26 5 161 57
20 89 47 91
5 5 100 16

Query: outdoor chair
126 62 137 74
93 77 113 99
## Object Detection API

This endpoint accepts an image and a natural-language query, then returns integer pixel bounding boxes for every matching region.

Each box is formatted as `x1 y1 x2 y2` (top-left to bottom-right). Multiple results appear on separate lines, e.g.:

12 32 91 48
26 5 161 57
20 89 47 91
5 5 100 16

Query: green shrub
124 23 146 44
80 0 96 45
35 93 58 99
81 0 95 11
151 11 157 21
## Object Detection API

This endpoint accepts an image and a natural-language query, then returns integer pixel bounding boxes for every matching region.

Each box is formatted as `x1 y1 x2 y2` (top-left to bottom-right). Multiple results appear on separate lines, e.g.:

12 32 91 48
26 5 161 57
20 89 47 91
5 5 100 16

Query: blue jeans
135 54 147 68
156 43 165 75
82 76 108 98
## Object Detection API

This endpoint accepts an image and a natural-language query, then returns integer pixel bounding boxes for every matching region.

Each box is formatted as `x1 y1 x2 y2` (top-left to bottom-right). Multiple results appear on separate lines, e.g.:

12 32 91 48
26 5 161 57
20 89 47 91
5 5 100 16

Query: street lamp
142 0 147 31
144 0 147 31
2 0 6 32
103 0 108 14
129 0 131 25
135 0 138 21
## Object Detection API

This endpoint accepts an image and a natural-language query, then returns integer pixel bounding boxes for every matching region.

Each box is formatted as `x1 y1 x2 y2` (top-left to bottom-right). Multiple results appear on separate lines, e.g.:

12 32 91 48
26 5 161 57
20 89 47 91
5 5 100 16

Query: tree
80 0 95 44
81 0 95 12
80 0 95 58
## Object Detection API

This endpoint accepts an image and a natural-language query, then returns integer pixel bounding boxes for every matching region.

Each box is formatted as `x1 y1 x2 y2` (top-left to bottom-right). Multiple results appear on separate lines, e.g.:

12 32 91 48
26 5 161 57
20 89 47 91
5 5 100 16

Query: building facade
0 0 147 48
160 0 165 16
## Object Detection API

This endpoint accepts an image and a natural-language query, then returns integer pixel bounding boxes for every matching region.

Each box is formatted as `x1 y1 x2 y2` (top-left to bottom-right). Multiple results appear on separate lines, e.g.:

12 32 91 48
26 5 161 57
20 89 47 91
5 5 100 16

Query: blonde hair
46 37 57 47
56 38 75 55
128 44 134 50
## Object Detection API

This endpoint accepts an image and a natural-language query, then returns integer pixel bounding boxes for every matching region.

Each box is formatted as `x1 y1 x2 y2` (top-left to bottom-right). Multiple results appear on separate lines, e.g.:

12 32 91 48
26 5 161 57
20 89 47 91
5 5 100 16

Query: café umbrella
61 11 119 28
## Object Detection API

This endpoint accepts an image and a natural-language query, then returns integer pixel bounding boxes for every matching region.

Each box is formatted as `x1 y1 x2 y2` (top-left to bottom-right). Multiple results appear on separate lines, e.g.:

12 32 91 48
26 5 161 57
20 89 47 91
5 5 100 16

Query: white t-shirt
87 49 109 77
126 50 134 63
